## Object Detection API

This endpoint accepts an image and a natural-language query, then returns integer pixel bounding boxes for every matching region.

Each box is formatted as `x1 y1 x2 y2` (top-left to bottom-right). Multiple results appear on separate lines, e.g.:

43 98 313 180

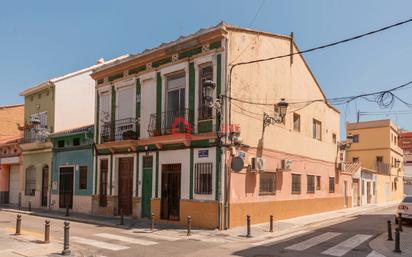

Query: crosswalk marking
321 234 372 256
285 232 341 251
122 231 180 241
95 233 158 246
71 236 130 251
252 230 309 246
366 250 386 257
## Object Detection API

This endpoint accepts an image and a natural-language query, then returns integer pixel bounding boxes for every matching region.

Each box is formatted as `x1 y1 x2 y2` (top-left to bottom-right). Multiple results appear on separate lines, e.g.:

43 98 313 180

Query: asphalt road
0 206 402 257
233 207 398 257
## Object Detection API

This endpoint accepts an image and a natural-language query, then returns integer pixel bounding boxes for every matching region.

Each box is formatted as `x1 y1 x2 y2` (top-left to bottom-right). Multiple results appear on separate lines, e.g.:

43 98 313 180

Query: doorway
41 165 49 207
344 181 348 207
141 156 153 218
118 157 133 216
161 164 181 221
352 179 360 206
367 181 371 204
59 167 74 209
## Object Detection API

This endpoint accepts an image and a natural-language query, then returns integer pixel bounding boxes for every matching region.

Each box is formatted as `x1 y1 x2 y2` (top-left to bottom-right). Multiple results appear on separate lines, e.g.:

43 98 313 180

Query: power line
229 17 412 69
223 79 412 109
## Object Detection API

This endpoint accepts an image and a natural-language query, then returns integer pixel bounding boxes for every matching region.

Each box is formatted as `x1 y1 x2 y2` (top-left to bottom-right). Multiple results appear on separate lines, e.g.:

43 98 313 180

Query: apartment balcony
375 162 390 175
100 117 139 144
20 128 52 151
147 109 194 137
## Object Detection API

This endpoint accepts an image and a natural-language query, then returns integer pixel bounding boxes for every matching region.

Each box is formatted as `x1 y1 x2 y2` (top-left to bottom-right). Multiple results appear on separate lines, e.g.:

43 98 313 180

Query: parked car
395 195 412 224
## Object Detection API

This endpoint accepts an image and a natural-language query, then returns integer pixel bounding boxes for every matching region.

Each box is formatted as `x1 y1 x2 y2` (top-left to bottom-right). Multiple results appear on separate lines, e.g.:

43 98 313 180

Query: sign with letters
198 150 209 158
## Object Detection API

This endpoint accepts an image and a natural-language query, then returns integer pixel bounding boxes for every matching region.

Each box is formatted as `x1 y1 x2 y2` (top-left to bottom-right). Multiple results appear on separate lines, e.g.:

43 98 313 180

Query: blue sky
1 0 412 135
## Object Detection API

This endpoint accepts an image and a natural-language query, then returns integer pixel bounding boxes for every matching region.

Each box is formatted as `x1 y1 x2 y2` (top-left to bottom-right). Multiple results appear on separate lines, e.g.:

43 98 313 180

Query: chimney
96 58 105 64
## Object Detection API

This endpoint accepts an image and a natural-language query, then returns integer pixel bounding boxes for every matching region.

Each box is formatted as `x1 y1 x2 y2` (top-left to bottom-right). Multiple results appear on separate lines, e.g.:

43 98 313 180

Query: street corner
369 223 412 257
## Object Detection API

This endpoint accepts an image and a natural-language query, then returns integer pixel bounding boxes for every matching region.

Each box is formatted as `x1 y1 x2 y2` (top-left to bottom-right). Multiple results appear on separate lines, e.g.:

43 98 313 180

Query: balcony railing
375 162 390 175
22 128 50 144
148 109 194 137
100 118 139 143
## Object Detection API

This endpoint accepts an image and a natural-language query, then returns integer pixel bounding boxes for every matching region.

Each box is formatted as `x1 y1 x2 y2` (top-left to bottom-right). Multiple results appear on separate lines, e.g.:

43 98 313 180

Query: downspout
223 35 230 229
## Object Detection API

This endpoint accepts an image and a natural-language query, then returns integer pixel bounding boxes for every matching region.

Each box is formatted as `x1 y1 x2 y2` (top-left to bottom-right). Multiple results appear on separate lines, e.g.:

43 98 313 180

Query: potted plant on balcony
122 130 138 140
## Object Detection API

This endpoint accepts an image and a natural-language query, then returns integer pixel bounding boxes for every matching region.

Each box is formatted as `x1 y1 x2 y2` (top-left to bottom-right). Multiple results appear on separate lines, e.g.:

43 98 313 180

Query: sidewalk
0 201 397 242
369 224 412 257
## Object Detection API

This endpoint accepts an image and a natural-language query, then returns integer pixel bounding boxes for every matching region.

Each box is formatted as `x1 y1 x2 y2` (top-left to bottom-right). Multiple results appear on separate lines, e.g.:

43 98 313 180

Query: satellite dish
231 157 244 172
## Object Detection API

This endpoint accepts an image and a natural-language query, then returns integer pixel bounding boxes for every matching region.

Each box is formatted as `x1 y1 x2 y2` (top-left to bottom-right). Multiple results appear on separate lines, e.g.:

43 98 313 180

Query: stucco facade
90 22 349 229
346 120 404 204
50 125 94 214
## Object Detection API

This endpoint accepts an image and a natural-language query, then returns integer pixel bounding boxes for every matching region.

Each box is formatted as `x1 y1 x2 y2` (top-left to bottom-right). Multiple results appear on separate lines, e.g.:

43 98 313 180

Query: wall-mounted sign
52 181 58 190
198 150 209 158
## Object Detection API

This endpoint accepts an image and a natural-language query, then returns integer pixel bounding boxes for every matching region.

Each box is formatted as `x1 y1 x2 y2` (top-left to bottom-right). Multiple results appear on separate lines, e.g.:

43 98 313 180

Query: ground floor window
329 177 335 193
99 159 108 207
79 166 88 190
194 162 213 195
316 176 321 190
25 166 36 196
292 174 301 194
259 172 276 195
307 175 315 193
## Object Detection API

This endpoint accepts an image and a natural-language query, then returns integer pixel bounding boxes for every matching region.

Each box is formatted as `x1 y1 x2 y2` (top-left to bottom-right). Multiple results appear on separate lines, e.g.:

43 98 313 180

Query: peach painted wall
229 148 352 204
0 165 10 191
227 29 340 164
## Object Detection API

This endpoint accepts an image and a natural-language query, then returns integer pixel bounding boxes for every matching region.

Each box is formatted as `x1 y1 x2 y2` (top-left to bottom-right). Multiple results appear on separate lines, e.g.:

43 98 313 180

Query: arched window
25 166 36 196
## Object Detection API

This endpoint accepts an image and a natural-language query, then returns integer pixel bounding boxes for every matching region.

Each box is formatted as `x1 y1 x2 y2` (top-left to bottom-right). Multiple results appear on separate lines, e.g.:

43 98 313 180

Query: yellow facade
346 120 404 203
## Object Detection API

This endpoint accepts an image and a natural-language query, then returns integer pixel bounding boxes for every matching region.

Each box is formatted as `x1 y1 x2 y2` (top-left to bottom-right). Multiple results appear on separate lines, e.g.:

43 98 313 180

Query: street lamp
202 80 216 105
263 99 289 128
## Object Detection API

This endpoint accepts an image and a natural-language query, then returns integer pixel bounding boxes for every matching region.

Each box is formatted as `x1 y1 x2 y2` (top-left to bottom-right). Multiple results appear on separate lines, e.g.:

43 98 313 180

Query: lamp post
263 99 289 128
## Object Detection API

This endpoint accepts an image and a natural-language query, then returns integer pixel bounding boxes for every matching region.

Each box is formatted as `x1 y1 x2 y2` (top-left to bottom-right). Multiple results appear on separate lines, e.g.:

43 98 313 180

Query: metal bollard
394 227 401 253
28 201 31 212
387 220 393 241
187 216 192 236
246 215 251 238
269 215 273 233
120 208 124 225
65 206 69 217
150 213 155 231
44 219 50 243
61 221 71 256
398 213 403 232
15 214 22 235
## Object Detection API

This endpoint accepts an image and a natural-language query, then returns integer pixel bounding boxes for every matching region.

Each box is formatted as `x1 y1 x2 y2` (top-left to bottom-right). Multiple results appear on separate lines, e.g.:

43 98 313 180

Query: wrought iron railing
376 162 390 175
148 109 194 136
100 117 139 143
22 128 50 144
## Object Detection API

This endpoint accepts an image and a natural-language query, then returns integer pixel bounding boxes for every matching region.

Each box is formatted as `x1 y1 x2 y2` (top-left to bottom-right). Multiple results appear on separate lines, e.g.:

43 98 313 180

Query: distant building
346 120 404 204
399 131 412 195
0 104 24 205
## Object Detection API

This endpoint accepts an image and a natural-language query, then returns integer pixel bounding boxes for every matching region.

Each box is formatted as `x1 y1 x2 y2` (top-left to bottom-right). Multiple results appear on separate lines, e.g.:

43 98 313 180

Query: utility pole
357 111 360 123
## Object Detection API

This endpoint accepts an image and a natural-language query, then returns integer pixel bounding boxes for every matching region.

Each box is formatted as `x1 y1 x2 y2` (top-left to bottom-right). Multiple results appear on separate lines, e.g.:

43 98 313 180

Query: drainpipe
223 36 230 230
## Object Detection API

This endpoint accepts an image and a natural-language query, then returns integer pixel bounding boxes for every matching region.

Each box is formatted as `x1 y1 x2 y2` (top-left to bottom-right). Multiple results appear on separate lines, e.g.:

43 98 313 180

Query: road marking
122 231 180 241
366 250 386 257
252 230 309 246
321 234 372 256
71 236 130 251
285 232 342 251
95 233 158 246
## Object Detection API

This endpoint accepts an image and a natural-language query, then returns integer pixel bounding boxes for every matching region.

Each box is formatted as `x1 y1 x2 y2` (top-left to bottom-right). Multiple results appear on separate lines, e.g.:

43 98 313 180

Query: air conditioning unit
281 159 292 170
250 157 265 171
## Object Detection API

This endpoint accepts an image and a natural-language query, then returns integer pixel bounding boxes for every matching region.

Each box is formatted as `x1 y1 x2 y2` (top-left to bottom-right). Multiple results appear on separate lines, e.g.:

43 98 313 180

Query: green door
141 156 153 218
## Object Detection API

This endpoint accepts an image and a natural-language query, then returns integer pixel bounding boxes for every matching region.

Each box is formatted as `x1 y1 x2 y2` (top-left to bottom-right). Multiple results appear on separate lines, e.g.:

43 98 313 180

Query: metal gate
161 164 181 221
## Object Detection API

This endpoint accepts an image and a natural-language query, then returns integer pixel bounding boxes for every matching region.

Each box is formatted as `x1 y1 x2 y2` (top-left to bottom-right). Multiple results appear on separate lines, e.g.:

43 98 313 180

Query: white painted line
285 232 342 251
71 236 130 251
252 230 309 246
95 233 158 246
366 250 386 257
123 231 180 241
322 234 372 256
